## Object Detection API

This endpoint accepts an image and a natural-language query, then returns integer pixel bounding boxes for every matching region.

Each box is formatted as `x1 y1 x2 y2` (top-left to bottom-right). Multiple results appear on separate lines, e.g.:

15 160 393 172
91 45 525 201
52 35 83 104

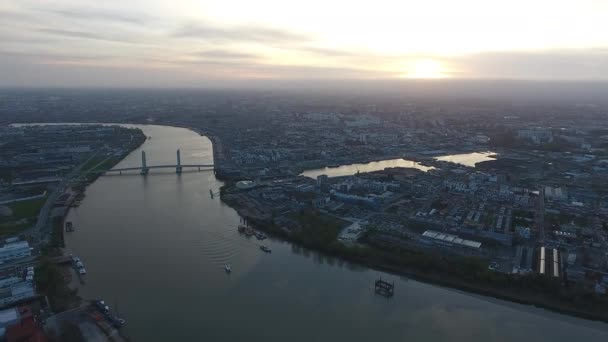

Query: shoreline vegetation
220 181 608 324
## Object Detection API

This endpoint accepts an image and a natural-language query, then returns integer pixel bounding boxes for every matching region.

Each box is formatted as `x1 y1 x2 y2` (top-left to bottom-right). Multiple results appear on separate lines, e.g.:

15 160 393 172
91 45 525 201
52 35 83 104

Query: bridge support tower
176 149 182 174
140 151 149 175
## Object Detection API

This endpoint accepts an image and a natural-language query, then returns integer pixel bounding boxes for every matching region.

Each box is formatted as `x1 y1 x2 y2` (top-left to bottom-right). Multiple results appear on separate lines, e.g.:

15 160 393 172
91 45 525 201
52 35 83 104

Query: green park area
289 210 350 248
0 196 47 237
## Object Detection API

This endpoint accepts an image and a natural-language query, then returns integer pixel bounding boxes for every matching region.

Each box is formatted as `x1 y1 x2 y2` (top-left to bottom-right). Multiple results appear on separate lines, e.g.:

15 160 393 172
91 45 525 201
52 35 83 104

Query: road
20 153 100 243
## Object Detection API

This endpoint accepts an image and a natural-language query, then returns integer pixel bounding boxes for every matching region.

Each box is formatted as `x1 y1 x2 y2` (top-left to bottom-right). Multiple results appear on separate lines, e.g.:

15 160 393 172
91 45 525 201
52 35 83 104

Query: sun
404 59 449 79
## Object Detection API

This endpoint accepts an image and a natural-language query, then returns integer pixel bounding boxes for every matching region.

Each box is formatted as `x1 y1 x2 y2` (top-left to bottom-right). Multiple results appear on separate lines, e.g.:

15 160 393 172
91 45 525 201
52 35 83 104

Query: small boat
78 267 87 275
112 317 127 329
244 228 255 236
255 233 267 240
237 225 246 233
260 245 272 253
111 317 126 328
224 264 232 273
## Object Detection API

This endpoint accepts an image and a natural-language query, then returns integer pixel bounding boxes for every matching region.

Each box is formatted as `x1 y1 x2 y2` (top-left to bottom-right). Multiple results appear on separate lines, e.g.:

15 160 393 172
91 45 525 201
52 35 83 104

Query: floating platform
374 278 394 298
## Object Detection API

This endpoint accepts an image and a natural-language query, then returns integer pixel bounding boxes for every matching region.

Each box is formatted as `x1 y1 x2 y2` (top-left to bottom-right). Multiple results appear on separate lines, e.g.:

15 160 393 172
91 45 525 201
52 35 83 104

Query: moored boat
255 233 267 240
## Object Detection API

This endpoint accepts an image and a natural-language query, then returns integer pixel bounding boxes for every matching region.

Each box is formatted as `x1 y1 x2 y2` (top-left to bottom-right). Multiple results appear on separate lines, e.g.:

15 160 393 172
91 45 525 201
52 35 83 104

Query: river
301 158 433 178
301 152 496 179
65 125 608 341
435 151 496 167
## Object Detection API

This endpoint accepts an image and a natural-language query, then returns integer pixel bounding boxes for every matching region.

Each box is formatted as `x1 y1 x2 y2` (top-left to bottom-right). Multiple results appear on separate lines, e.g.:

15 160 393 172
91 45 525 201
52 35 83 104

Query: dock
374 278 395 298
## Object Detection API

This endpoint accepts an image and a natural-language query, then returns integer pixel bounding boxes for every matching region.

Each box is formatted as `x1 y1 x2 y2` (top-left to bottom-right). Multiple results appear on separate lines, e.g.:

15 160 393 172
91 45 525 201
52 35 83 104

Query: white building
0 241 31 263
0 283 35 307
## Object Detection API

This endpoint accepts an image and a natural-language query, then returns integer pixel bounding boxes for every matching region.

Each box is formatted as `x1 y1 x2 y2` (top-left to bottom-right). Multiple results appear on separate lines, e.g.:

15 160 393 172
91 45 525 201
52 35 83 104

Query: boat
260 245 272 253
237 225 246 233
224 264 231 273
244 228 255 236
78 267 87 275
111 317 126 328
255 233 267 240
65 221 74 232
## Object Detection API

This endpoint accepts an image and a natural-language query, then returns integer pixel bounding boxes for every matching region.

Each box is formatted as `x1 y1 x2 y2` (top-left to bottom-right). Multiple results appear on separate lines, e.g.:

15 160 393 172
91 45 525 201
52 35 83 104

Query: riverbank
220 185 608 324
39 127 147 318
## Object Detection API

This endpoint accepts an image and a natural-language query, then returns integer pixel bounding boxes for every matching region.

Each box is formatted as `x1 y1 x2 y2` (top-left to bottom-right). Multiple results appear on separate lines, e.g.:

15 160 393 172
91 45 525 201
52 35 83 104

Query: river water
435 151 496 167
65 125 608 341
302 158 433 178
301 152 496 179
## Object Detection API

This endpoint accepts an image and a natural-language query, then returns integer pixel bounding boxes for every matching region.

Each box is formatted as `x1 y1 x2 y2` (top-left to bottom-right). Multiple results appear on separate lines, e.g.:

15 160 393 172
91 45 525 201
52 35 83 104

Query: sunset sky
1 0 607 86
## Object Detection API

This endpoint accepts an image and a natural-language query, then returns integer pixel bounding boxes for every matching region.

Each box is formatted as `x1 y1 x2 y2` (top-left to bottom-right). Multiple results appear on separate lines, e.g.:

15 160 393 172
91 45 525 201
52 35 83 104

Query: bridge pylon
176 149 182 174
140 151 149 175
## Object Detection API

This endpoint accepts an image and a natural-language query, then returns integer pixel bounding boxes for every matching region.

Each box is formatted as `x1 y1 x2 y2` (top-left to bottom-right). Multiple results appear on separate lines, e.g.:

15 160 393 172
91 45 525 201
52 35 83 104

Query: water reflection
302 158 433 178
434 152 496 167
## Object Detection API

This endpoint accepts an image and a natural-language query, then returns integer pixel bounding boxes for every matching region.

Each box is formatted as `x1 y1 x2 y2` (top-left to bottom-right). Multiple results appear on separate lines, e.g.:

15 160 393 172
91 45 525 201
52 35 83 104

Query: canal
65 125 608 341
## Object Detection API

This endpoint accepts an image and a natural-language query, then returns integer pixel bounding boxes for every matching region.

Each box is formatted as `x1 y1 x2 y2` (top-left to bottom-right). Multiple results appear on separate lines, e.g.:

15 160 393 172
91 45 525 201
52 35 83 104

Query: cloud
449 48 608 80
173 23 311 45
36 28 133 43
296 46 361 57
194 50 260 61
40 8 147 25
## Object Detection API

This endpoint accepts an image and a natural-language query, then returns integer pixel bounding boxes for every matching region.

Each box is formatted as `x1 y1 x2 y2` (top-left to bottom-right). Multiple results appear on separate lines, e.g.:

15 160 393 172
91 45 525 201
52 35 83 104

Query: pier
374 278 395 297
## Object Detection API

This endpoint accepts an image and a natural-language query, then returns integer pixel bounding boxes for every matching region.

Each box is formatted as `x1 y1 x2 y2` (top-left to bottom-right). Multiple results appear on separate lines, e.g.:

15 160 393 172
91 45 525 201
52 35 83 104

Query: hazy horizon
2 0 607 87
2 79 608 107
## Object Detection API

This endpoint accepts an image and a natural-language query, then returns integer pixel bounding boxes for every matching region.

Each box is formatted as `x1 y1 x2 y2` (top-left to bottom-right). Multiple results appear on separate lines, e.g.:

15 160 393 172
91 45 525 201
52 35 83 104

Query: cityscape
1 0 608 341
0 89 607 340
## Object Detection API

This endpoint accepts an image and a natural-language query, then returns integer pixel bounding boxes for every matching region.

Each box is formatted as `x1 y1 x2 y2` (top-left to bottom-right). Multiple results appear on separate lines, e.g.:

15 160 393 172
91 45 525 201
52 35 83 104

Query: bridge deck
106 164 214 172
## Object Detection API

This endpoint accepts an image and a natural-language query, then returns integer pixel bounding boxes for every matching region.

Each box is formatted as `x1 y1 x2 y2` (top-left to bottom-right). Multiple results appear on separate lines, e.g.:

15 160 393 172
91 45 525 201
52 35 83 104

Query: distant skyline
1 0 608 87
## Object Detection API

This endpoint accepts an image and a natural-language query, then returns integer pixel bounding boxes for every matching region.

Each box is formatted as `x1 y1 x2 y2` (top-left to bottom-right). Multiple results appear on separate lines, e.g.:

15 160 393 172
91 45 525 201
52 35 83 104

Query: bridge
103 150 214 175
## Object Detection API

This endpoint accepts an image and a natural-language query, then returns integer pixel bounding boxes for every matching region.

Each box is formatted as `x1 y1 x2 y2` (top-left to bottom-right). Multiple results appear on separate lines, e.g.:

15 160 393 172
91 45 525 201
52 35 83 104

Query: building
0 242 31 263
0 283 36 307
420 230 482 250
538 246 561 278
316 175 328 187
545 186 568 201
5 306 46 342
512 245 534 274
0 307 20 338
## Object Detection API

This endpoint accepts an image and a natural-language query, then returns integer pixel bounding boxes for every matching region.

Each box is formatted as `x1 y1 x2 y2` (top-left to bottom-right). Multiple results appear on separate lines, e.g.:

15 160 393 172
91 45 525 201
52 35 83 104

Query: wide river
65 125 608 341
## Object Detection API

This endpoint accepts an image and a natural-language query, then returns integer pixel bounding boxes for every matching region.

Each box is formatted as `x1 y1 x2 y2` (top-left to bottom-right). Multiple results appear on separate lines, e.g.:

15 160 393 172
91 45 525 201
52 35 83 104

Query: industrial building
0 242 32 263
0 283 35 308
512 245 534 274
538 246 561 278
421 230 482 250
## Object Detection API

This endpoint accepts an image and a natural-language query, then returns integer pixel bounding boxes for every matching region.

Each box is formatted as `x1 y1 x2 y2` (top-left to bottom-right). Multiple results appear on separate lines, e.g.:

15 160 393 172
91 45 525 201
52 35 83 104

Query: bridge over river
101 149 214 175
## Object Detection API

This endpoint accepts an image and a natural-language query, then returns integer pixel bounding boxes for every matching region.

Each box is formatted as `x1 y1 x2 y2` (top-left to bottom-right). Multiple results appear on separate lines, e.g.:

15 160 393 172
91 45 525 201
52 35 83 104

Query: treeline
35 258 79 312
223 189 608 321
